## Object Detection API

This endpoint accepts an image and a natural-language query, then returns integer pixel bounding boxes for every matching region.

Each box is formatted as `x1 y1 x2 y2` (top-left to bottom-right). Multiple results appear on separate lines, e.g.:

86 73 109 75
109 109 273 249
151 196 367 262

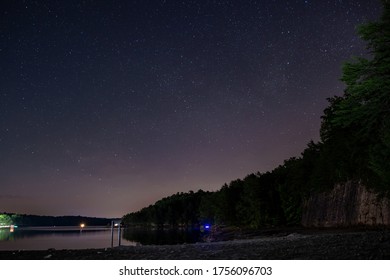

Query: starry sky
0 0 382 218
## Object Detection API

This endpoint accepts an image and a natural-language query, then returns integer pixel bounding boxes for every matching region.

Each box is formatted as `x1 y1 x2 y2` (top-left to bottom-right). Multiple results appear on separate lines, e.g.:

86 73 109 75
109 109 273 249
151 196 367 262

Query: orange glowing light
80 223 85 228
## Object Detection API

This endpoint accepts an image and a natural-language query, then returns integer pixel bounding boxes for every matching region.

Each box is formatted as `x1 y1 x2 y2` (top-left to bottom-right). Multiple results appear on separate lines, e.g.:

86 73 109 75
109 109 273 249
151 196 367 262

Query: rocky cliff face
302 181 390 227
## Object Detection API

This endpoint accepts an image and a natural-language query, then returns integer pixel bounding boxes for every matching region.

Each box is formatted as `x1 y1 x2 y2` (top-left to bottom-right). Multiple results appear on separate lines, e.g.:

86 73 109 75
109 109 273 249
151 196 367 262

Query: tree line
0 213 112 227
123 1 390 229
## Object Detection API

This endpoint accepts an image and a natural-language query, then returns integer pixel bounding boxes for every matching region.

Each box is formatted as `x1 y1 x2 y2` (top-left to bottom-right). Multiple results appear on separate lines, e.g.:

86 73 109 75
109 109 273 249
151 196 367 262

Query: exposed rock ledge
302 181 390 227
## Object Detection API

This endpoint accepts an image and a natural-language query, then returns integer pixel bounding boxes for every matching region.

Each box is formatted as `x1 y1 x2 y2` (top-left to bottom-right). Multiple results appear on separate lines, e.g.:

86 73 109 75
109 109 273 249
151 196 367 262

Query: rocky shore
1 228 389 260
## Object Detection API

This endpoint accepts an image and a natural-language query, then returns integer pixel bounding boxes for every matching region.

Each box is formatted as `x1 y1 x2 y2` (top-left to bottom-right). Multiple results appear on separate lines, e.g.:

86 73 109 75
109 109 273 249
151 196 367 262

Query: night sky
0 0 382 218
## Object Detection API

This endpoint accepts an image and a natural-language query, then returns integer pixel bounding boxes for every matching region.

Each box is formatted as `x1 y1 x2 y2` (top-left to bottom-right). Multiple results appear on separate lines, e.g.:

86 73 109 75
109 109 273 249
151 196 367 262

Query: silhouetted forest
0 213 112 227
123 1 389 228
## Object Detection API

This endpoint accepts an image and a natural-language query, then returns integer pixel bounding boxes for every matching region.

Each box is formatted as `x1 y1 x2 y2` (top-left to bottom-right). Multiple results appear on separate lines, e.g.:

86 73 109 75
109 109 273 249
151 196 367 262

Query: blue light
204 224 210 229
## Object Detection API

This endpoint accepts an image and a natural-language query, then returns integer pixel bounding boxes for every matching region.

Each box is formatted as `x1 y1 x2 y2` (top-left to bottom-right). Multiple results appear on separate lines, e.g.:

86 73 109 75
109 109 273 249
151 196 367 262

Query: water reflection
0 226 207 250
122 227 205 245
0 228 15 242
0 227 135 250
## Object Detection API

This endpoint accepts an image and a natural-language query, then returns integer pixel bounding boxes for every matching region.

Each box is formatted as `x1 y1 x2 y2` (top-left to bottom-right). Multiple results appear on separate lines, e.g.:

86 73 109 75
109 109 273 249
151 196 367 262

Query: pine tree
320 0 390 188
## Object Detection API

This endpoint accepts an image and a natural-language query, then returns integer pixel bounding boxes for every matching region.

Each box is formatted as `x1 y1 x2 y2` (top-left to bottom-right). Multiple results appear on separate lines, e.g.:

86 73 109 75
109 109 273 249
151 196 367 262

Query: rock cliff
302 181 390 227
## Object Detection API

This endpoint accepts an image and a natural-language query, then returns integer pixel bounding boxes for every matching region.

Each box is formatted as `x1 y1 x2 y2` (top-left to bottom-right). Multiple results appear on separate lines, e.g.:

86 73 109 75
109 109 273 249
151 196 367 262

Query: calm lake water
0 227 204 251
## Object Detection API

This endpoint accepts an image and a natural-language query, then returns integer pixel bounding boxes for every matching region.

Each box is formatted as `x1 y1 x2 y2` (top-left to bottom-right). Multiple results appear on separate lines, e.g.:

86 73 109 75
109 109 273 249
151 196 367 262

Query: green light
0 214 13 227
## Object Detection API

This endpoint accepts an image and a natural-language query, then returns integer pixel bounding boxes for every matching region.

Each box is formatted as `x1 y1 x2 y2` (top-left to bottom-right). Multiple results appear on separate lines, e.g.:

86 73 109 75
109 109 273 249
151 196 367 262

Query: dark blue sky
0 0 382 217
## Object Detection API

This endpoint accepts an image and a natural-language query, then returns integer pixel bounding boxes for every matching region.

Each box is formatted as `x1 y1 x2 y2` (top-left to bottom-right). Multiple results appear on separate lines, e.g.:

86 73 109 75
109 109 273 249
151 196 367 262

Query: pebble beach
1 229 389 260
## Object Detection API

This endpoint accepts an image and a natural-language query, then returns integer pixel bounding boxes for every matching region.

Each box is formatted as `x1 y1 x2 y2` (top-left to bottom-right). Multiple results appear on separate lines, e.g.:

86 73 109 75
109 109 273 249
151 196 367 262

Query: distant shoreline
1 229 389 260
12 226 111 230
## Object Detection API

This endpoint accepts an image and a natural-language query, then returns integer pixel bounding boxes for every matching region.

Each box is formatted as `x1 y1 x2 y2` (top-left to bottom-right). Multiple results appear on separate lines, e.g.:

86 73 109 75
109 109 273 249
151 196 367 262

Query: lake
0 226 204 251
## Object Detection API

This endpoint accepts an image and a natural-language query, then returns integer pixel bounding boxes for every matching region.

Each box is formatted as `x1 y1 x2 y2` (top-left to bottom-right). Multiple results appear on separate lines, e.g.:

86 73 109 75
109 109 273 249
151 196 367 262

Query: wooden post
110 220 114 248
118 223 121 246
